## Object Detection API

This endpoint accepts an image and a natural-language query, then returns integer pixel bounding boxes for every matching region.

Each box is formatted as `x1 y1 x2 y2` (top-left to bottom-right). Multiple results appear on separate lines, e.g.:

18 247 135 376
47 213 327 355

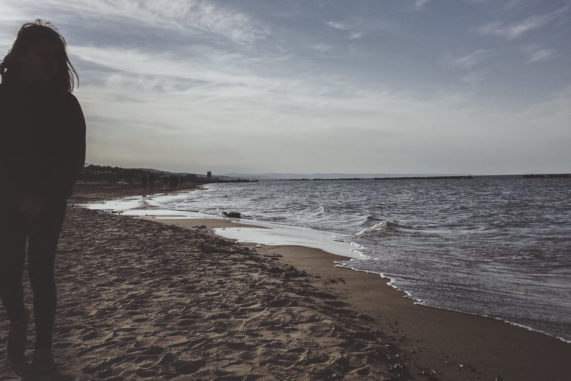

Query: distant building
207 171 212 179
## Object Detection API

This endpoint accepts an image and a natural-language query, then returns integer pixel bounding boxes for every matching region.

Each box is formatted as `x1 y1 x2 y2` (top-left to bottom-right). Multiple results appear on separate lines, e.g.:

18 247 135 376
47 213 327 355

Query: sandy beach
1 184 570 380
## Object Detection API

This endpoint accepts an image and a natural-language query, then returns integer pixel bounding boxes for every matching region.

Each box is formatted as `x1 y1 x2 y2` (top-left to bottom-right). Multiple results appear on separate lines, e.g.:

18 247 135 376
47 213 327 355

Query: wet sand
263 246 571 381
1 184 570 380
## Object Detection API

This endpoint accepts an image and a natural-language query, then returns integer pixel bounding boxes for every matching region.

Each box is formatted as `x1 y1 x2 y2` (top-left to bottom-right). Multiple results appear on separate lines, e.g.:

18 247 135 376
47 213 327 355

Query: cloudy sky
1 0 570 175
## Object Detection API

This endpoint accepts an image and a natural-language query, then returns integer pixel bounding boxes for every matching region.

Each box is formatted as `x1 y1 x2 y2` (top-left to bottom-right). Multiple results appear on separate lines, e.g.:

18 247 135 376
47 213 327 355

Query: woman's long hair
0 19 78 92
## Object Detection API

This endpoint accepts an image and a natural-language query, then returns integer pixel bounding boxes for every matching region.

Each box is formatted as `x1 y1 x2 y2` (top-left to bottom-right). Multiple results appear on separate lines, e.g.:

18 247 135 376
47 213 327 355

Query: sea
86 176 571 343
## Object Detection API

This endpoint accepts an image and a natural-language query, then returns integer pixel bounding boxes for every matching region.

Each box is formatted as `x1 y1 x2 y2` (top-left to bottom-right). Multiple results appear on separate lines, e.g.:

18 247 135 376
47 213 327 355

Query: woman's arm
52 93 86 198
39 93 86 199
64 94 87 190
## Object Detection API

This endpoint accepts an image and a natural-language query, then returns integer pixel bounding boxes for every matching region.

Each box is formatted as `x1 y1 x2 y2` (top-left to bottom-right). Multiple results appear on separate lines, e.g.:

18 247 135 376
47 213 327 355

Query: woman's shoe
7 309 29 368
30 347 57 373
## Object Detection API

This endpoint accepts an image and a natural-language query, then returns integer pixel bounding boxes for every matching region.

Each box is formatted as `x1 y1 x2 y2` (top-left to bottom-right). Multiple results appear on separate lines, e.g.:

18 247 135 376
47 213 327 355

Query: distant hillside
79 164 252 184
79 164 197 183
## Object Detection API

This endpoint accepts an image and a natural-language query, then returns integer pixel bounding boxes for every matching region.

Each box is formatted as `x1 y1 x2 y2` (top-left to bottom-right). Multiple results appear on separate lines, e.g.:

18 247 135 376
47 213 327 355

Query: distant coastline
79 164 570 183
521 173 570 179
267 174 570 181
221 172 571 181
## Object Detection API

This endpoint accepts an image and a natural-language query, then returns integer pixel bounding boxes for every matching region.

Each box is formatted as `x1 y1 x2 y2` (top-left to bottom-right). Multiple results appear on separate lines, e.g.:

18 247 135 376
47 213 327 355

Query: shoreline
1 182 567 379
336 264 571 346
124 212 570 345
145 215 571 381
79 183 571 343
79 187 571 347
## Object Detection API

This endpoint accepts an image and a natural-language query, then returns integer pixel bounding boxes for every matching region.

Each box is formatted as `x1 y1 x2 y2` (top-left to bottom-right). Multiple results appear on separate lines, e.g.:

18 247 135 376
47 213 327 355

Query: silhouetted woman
0 20 86 372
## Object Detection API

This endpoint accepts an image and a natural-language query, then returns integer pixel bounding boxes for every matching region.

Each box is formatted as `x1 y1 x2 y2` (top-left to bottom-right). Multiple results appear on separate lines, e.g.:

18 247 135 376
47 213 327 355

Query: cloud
520 44 557 63
74 40 569 174
413 0 430 11
463 0 542 11
450 49 493 69
70 45 297 97
399 0 430 12
348 31 363 40
326 21 352 31
1 0 269 46
448 50 493 85
477 7 569 40
326 20 364 40
463 0 523 7
313 44 333 52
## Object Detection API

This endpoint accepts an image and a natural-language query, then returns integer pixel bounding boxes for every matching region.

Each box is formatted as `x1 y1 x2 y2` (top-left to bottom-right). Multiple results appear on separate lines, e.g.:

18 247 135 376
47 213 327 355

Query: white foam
84 194 365 259
355 221 390 237
144 191 197 208
82 194 216 220
83 196 144 212
123 209 215 219
214 220 366 260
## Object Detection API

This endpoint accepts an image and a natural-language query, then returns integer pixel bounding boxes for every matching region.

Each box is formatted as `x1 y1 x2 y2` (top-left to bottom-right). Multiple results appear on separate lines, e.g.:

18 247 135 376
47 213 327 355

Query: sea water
86 176 571 342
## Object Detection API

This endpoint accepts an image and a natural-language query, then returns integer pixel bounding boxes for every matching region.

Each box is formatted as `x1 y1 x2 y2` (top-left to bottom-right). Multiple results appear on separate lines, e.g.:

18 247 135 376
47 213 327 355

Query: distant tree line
79 164 199 185
78 164 254 189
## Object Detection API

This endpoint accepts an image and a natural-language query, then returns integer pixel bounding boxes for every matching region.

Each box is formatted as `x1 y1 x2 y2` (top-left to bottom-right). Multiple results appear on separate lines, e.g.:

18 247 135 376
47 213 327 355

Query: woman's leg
0 209 29 366
0 209 27 321
27 200 66 350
